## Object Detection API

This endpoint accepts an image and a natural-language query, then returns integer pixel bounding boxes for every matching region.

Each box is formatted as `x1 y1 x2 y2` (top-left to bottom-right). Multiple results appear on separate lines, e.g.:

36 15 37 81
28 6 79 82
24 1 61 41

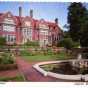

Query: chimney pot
19 6 22 17
55 18 58 24
30 9 33 18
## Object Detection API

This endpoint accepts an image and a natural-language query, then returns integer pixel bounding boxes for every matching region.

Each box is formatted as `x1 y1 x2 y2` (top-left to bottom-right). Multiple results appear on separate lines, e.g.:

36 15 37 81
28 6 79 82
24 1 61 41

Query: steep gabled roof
15 16 24 27
0 12 18 25
0 12 62 33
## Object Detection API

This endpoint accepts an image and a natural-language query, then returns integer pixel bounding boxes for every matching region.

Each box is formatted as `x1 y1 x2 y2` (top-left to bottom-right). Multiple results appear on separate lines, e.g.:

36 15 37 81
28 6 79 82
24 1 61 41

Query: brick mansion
0 7 62 47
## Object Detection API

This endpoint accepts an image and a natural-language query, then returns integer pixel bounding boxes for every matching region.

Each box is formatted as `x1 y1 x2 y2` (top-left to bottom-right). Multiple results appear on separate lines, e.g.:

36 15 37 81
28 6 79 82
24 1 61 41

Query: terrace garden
19 47 72 62
0 49 25 81
0 2 88 82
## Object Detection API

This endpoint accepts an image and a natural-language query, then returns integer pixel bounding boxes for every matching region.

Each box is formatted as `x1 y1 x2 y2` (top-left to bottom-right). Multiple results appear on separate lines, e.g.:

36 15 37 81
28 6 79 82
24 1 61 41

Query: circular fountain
33 47 88 82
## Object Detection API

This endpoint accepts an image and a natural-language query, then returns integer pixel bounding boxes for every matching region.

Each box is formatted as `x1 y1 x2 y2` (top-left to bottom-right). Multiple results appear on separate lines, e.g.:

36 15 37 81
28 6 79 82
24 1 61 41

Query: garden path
0 70 18 78
16 56 67 82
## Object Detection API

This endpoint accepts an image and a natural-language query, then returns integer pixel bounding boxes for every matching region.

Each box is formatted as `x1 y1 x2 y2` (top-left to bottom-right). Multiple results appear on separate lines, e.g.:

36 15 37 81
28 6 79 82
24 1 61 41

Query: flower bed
0 74 25 81
0 52 17 71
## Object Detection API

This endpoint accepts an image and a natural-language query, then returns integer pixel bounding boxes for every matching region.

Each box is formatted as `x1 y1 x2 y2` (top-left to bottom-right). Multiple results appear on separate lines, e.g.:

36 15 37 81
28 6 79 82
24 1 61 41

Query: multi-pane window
39 29 49 46
3 18 15 32
3 24 15 32
3 35 16 43
40 29 48 40
22 27 32 41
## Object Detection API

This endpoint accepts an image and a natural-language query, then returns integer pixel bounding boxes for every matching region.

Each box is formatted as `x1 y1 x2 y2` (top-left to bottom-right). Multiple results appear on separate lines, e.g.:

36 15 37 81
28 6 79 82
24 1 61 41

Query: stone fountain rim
33 60 88 81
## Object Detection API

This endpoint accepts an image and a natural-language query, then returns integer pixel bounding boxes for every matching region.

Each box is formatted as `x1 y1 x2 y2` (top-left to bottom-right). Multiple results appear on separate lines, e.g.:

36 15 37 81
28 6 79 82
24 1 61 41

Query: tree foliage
59 38 79 49
67 2 87 42
80 15 88 47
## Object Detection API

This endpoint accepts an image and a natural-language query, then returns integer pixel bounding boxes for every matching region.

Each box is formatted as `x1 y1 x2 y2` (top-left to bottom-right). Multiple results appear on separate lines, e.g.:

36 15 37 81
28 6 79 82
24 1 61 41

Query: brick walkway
0 56 80 82
0 70 18 78
16 56 68 82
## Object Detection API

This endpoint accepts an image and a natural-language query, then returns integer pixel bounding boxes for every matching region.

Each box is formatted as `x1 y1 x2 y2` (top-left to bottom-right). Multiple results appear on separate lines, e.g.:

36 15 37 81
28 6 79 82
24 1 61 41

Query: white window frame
3 18 15 32
22 27 32 41
3 34 16 43
3 24 15 32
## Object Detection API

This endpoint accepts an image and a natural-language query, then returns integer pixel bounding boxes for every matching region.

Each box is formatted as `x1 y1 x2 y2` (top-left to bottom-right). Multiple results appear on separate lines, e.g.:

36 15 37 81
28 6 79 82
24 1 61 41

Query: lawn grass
21 51 72 62
19 45 38 49
0 75 25 81
22 54 57 62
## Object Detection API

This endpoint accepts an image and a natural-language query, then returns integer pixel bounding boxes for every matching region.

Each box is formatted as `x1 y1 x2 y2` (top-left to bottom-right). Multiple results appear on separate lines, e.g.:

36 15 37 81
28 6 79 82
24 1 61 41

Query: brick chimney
30 9 33 18
55 18 58 24
19 6 22 17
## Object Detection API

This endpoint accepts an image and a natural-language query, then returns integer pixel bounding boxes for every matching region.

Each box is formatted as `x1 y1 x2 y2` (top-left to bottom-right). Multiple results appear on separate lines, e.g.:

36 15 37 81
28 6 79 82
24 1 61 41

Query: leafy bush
0 75 24 81
20 50 34 56
0 53 14 64
0 37 6 46
24 40 39 47
47 48 53 55
58 38 80 49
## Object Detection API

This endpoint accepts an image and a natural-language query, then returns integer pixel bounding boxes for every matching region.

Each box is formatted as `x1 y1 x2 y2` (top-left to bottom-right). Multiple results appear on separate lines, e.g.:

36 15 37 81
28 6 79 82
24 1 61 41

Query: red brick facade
0 10 62 46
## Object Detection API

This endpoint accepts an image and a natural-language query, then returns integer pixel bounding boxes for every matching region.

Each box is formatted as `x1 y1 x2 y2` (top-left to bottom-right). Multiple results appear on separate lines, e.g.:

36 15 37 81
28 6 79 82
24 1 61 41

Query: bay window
3 18 15 32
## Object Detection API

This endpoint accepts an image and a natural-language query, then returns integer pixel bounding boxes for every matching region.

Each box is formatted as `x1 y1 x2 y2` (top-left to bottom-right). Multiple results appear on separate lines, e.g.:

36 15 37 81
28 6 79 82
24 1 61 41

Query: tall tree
67 2 87 42
80 12 88 47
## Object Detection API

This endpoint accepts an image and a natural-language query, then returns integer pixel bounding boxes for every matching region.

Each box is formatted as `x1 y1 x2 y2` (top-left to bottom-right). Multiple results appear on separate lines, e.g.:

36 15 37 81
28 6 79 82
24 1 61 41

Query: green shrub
47 48 53 55
0 75 24 81
20 50 34 56
58 38 80 49
0 37 6 46
24 40 39 46
0 53 14 64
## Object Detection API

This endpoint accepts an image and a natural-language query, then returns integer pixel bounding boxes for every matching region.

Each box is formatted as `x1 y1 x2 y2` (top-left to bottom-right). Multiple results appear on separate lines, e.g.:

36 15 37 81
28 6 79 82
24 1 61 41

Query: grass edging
0 74 25 81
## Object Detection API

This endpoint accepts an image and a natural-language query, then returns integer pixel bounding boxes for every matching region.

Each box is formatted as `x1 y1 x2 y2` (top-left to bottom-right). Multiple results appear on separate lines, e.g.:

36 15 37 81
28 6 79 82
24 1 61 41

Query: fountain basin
33 60 88 81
